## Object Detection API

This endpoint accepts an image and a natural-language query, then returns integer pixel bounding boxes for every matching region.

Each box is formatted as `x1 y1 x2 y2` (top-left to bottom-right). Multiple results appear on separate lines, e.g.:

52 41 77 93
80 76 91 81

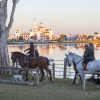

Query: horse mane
69 53 83 59
13 52 26 56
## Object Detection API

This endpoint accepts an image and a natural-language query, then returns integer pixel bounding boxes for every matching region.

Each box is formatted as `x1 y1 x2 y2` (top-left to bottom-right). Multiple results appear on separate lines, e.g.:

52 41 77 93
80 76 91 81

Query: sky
7 0 100 35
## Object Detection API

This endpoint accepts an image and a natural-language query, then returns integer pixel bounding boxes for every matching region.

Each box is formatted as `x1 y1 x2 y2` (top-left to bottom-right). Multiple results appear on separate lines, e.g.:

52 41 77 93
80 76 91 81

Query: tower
15 30 21 38
39 22 43 27
30 18 37 37
32 18 37 32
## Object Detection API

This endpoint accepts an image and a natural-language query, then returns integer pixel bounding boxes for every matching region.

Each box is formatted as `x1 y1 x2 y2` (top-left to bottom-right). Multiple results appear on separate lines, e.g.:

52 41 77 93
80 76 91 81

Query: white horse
65 52 100 85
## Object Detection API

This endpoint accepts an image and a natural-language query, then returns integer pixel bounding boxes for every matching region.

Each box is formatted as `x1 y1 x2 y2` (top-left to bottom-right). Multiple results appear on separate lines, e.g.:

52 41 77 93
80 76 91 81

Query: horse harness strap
76 58 84 65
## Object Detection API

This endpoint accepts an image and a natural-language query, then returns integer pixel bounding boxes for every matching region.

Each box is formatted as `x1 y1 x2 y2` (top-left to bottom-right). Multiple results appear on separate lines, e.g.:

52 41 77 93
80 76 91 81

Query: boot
83 63 87 71
25 60 29 69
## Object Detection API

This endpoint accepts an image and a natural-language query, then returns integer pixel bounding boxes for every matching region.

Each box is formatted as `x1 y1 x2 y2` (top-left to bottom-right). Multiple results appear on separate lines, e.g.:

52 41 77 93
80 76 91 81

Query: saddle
24 55 37 63
86 60 95 66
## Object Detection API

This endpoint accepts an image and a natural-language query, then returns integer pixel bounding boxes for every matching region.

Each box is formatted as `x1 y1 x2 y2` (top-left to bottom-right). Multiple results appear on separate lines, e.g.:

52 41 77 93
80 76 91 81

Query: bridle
65 54 70 66
65 53 84 66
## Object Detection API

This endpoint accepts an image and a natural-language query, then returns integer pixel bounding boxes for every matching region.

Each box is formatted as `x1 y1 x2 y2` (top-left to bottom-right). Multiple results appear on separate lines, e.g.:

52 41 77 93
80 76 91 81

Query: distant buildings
8 20 54 41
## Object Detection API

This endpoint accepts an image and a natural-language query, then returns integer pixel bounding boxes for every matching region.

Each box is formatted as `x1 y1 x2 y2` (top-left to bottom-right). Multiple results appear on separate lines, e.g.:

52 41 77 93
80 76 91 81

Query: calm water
8 43 100 78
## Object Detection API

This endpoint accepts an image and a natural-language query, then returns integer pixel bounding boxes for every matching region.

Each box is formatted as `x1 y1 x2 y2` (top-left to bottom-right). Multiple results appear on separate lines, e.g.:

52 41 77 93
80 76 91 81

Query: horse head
65 53 72 67
65 52 72 67
11 52 16 63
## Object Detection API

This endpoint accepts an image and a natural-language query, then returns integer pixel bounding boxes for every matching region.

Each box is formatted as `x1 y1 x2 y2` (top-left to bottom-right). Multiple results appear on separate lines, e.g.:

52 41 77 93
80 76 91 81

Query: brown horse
11 52 54 82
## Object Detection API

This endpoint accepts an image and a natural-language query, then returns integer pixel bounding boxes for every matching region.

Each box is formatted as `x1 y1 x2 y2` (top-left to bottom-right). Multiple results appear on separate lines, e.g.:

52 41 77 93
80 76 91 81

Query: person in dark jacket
82 43 95 71
24 42 34 68
34 49 39 57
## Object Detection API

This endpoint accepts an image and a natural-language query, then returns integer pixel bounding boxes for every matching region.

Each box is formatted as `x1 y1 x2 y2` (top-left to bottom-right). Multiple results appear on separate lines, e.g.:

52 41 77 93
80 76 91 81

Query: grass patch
0 76 100 100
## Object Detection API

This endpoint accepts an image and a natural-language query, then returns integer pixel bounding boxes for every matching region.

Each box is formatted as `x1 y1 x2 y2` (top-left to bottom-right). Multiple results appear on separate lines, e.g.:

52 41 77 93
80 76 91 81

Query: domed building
14 20 54 41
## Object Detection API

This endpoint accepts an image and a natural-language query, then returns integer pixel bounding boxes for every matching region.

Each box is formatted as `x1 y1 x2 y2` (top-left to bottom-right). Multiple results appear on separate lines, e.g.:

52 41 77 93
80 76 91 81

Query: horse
11 52 54 82
11 58 35 81
11 55 54 82
65 52 100 85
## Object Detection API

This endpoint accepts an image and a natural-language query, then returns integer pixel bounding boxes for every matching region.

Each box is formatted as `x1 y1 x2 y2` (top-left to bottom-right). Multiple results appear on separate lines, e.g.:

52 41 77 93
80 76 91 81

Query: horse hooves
32 77 35 81
32 78 35 81
25 79 28 81
72 83 74 85
77 84 79 86
51 81 55 83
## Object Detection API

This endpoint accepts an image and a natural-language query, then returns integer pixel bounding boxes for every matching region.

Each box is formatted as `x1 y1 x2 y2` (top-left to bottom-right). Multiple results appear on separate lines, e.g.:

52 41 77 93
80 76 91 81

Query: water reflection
8 43 100 78
8 43 100 59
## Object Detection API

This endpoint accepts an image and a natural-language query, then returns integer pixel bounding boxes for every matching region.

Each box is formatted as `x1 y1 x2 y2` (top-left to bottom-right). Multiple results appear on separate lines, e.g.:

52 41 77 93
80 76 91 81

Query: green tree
87 36 94 40
30 35 37 40
59 34 66 40
97 37 100 40
94 32 98 35
30 36 34 39
19 36 23 41
82 35 87 40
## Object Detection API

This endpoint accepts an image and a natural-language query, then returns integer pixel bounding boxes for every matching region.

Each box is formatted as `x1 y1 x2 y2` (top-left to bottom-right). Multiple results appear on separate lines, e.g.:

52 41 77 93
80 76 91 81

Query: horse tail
46 58 50 65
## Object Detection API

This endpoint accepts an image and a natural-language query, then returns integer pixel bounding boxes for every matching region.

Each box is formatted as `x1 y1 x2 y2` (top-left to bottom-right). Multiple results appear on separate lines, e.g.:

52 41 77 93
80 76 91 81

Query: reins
76 58 84 65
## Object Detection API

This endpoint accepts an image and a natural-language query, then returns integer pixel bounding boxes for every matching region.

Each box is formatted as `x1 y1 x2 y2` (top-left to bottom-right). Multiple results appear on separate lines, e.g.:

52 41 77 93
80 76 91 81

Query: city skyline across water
8 43 100 60
8 43 100 78
7 0 100 35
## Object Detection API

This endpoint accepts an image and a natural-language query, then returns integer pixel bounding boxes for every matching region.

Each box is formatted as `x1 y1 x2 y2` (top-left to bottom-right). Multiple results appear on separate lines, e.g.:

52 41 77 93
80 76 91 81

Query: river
8 43 100 78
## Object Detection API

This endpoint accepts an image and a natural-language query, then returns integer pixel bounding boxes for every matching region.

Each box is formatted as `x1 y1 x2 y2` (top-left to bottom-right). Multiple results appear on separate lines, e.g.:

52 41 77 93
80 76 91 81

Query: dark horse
11 52 54 82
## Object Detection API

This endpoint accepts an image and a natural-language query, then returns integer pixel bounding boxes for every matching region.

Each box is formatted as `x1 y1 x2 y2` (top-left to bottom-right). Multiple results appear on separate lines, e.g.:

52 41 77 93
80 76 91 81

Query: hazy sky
7 0 100 35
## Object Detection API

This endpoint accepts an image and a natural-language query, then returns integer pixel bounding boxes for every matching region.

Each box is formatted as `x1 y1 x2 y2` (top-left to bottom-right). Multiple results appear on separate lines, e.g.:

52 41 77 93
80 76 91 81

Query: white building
14 20 54 41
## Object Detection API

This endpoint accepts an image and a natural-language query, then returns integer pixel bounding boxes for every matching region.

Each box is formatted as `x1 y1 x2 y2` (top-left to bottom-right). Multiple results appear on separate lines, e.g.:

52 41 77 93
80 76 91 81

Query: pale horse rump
65 53 100 85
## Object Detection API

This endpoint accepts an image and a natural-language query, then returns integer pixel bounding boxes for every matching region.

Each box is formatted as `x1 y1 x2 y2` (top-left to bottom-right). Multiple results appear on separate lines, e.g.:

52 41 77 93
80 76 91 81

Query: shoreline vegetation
7 40 100 45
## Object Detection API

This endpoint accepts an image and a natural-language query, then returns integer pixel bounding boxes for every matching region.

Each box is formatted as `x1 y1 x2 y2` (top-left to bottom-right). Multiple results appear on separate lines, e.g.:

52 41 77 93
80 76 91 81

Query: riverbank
7 41 89 45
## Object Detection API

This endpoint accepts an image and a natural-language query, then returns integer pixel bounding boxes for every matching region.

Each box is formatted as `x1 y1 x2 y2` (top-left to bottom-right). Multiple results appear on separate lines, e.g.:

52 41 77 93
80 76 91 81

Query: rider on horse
34 49 50 65
24 42 34 68
82 43 95 71
34 49 39 57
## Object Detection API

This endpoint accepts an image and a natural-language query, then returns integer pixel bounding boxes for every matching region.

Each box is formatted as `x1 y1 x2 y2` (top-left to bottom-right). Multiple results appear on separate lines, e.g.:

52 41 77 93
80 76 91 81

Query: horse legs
45 70 48 82
45 65 54 82
80 72 83 83
76 73 80 85
79 75 82 83
12 62 14 67
40 69 44 81
30 71 35 81
72 71 77 85
76 72 83 85
19 70 22 75
16 62 18 68
25 71 28 81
